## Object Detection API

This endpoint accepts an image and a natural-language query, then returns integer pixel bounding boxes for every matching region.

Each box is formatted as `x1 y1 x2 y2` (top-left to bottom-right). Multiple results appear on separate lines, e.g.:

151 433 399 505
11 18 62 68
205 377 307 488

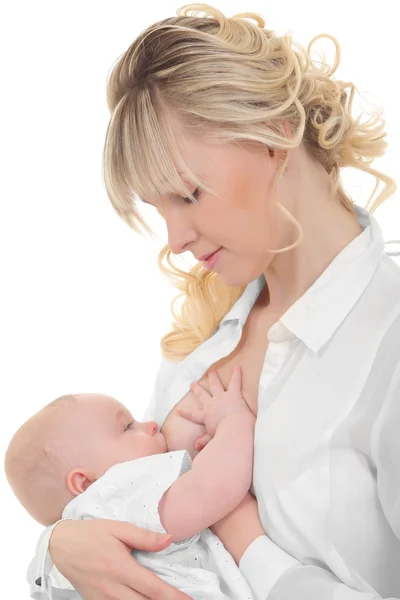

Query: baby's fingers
208 370 225 396
194 433 212 452
228 365 242 392
176 406 204 425
191 380 212 401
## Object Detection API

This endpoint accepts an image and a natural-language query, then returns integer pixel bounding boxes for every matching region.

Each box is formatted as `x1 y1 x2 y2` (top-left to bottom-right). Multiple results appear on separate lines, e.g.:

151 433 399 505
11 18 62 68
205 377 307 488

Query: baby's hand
177 366 251 441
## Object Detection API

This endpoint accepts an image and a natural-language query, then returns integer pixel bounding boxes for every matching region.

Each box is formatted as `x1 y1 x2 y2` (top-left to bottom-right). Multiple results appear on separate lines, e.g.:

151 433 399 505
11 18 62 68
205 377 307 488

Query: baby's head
4 393 166 526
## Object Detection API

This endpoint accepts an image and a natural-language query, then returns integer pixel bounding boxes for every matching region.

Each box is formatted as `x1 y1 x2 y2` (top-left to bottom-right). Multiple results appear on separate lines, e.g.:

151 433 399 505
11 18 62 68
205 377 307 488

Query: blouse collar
220 205 388 353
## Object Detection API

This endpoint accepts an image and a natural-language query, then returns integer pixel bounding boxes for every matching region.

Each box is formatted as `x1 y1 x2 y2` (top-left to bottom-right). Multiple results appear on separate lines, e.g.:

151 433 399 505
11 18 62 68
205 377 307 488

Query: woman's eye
124 422 134 431
183 188 200 204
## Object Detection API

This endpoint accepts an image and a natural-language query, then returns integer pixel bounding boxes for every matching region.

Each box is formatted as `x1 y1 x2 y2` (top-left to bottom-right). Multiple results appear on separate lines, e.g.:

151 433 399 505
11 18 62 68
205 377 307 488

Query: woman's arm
238 539 396 600
210 491 266 564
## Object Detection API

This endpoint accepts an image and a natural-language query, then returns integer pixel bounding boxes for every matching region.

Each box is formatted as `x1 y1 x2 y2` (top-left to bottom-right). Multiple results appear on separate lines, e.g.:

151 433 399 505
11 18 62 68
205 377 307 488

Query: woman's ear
268 119 292 146
67 468 96 495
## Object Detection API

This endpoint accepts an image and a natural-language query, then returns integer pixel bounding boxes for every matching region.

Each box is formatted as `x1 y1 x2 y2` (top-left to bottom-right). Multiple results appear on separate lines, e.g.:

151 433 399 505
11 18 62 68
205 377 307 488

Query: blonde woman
27 4 400 600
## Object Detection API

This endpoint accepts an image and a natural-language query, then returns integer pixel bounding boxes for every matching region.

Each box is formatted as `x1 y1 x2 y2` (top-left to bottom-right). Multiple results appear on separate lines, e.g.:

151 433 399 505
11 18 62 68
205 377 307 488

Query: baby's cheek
161 410 206 460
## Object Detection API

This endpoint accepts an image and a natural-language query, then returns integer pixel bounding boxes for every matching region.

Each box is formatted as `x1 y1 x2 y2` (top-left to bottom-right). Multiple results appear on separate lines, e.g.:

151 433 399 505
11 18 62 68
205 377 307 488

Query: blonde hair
102 3 396 361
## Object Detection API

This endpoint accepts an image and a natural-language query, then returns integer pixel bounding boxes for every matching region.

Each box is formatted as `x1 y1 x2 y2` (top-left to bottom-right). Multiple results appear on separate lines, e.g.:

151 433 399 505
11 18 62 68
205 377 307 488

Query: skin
144 117 362 309
48 118 363 600
4 394 166 526
65 394 167 496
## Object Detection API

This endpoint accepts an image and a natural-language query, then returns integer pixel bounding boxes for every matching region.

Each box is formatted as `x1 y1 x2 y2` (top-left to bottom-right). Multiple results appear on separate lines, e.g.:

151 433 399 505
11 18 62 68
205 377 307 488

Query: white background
1 1 399 596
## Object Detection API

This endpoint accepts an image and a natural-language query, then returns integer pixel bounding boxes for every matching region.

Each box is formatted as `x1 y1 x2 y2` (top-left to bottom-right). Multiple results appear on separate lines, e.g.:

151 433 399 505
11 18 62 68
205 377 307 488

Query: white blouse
28 205 400 600
142 205 400 600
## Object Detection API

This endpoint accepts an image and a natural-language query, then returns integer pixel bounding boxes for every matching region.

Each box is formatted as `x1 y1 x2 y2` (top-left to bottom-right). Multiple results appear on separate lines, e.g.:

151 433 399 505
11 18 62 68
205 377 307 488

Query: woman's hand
48 518 192 599
177 366 251 447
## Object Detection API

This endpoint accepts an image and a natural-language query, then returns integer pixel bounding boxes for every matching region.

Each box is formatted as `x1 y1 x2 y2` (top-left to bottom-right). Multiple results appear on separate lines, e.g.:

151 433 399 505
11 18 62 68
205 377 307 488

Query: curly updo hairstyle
103 3 396 360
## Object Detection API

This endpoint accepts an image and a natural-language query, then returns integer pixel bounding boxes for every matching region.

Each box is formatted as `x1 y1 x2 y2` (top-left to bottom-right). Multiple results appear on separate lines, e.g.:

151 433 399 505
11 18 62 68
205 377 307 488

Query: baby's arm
158 367 256 542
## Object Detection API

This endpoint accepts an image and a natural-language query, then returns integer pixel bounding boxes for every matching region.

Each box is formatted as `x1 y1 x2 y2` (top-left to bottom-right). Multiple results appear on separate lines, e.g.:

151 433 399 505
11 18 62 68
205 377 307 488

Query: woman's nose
165 210 197 255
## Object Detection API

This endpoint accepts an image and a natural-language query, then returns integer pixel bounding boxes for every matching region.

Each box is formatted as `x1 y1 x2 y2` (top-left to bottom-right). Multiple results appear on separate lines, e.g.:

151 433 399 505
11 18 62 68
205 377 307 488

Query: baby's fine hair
4 394 78 525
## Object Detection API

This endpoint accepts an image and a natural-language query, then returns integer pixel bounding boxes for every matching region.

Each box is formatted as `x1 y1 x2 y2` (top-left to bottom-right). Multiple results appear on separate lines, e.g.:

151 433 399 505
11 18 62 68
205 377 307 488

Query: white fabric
238 536 299 598
28 204 400 600
142 206 400 599
30 450 254 600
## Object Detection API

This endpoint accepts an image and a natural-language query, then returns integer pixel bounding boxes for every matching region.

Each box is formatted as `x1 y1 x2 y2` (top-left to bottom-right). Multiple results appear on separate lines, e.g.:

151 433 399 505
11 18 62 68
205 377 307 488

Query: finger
191 381 211 400
109 521 173 552
127 560 192 600
176 406 205 425
194 433 212 451
111 582 150 599
228 365 242 392
208 370 225 396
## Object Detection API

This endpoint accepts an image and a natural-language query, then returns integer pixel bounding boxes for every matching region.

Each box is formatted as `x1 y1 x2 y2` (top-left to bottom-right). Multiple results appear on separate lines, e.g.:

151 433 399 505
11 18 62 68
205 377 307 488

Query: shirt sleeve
239 536 396 600
239 359 400 600
120 450 193 535
27 519 78 599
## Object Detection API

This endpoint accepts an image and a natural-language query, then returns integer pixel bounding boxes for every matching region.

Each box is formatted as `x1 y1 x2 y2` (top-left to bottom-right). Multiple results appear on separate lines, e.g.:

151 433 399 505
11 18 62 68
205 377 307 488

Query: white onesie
34 450 254 600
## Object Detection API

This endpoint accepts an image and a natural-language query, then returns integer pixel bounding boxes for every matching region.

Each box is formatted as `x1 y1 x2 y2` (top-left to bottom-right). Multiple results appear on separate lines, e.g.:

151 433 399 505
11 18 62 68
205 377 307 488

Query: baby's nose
145 421 158 435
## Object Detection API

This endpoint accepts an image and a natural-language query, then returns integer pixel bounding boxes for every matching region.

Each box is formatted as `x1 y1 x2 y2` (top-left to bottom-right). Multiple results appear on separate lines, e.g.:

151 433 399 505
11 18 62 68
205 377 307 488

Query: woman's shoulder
359 255 400 337
375 254 400 304
362 256 400 372
367 250 400 293
381 252 400 277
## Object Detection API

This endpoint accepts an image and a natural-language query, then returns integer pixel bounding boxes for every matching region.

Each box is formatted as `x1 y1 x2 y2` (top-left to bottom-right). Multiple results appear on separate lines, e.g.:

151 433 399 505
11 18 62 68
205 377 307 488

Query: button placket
258 339 291 396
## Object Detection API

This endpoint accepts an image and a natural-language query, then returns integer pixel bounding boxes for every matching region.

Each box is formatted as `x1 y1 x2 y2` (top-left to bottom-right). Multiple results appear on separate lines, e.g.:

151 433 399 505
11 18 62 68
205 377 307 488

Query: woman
27 4 400 600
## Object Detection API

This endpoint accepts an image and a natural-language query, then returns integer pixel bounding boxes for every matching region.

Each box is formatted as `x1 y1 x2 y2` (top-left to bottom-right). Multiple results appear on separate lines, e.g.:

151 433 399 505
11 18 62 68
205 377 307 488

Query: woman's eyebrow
140 174 201 205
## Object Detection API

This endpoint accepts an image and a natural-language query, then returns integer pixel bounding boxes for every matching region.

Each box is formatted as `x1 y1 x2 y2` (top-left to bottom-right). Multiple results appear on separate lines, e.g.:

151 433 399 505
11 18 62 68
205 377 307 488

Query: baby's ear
67 468 95 495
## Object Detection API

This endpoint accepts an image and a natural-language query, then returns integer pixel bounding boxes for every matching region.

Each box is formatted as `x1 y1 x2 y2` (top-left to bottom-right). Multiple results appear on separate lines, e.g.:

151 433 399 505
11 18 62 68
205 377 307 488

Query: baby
5 367 264 600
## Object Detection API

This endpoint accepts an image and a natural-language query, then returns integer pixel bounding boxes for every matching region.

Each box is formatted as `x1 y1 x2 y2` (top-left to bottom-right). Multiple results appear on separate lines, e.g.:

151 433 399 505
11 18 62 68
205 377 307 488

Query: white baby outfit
36 450 254 600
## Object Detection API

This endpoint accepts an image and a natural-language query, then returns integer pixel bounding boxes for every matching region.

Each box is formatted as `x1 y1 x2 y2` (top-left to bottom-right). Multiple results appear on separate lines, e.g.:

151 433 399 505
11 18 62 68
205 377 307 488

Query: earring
279 151 288 173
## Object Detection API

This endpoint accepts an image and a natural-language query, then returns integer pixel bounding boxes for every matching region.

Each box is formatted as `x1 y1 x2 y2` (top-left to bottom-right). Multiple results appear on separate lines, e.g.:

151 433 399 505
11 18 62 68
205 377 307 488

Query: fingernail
156 533 172 544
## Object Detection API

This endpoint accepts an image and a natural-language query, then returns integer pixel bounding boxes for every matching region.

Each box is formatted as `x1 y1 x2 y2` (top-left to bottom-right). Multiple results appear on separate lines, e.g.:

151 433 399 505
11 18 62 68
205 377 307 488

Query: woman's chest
161 303 280 456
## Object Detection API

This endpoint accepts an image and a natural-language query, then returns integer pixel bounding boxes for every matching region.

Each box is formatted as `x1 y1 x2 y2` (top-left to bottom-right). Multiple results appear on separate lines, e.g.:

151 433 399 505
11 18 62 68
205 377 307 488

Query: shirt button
269 356 280 367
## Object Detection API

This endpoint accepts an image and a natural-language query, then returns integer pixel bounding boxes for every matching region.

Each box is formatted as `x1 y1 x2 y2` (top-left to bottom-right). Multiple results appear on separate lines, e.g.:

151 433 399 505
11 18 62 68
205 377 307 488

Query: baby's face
75 393 167 477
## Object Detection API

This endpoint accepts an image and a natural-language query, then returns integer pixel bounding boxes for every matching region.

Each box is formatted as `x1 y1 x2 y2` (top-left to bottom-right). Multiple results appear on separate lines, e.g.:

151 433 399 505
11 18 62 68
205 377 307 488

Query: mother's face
143 130 286 288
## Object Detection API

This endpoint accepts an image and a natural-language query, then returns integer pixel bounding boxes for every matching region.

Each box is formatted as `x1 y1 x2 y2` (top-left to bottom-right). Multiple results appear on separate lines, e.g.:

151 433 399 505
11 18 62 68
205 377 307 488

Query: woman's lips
203 248 222 270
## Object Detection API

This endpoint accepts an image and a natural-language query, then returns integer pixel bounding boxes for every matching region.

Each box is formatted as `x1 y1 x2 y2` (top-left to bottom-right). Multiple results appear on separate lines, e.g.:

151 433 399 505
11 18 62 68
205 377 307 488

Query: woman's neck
262 150 363 311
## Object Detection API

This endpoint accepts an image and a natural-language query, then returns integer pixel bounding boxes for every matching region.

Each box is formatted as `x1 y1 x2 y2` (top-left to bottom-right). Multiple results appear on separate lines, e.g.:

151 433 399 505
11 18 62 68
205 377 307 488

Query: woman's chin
217 267 263 289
